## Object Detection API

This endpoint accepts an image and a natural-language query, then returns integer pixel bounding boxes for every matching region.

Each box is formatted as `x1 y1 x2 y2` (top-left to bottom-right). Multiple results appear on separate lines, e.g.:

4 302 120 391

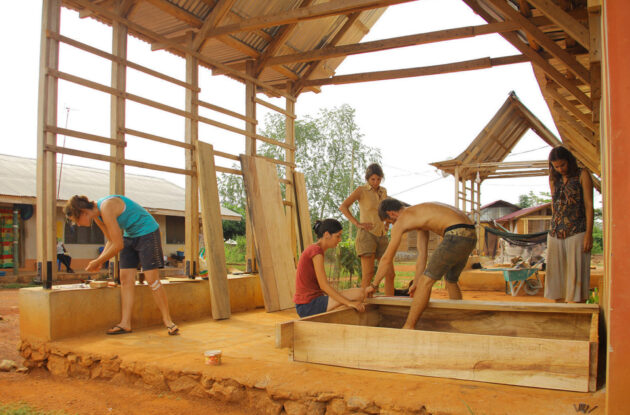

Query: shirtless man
366 198 476 329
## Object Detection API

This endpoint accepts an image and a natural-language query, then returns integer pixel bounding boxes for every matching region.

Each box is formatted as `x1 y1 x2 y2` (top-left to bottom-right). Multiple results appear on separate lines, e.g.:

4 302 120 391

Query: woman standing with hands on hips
339 163 395 295
544 147 594 303
293 219 366 318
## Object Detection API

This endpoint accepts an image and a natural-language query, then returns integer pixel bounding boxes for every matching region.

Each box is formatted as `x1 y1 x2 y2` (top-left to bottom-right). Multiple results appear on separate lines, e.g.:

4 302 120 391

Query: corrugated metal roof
495 202 551 222
0 154 241 221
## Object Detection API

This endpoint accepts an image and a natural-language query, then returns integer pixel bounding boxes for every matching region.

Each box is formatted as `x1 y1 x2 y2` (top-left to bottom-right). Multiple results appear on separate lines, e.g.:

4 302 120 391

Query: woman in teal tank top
64 195 179 335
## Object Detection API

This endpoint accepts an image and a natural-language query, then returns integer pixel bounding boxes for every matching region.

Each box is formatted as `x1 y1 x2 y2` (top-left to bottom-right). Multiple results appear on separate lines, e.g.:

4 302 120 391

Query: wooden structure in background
240 155 296 312
196 142 231 320
431 92 563 228
278 297 599 392
33 0 630 407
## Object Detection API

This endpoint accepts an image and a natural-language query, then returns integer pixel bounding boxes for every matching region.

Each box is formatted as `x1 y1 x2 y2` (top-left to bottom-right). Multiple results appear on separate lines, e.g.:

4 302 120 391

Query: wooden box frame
277 298 599 392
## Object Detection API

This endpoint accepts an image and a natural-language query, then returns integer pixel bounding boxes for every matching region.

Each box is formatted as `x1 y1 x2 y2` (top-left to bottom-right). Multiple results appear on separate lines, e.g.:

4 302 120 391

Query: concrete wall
20 274 265 342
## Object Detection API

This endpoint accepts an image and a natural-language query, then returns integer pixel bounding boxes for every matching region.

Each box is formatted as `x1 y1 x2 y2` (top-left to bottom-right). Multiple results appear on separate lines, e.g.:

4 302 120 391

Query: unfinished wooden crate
277 298 599 392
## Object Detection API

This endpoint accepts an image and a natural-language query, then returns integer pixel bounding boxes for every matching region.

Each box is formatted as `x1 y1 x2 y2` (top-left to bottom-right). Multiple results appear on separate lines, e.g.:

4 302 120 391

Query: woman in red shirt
294 219 366 318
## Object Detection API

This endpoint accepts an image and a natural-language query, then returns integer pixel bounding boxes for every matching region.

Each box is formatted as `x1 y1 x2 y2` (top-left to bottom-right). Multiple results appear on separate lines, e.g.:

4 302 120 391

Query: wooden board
292 171 313 250
280 299 598 392
196 142 231 320
240 155 296 311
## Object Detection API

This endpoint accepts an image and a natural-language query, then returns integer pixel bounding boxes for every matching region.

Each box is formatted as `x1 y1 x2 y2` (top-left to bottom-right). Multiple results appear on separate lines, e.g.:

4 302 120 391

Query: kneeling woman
293 219 366 318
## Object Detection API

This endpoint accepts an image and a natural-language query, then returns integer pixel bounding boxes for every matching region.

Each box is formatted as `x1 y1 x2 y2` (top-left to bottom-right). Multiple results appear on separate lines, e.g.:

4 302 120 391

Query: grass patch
0 282 40 290
0 402 70 415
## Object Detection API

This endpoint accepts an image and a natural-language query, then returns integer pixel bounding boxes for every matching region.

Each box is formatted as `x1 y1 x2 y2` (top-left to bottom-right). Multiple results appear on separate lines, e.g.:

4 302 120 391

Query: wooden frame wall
35 0 299 287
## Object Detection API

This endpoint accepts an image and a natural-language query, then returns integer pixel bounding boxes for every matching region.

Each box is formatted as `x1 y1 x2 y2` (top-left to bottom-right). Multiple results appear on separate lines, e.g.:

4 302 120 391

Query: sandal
167 324 180 336
106 325 132 335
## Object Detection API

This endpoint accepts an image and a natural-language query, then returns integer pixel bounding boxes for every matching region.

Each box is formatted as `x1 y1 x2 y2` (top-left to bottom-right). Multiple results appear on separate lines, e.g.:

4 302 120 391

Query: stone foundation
19 340 428 415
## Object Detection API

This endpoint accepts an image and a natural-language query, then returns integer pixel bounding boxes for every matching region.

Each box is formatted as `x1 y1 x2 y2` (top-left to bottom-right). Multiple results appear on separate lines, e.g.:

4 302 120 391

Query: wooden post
453 166 460 209
245 61 257 273
284 86 297 262
109 4 127 282
185 34 200 278
36 0 61 288
602 0 630 410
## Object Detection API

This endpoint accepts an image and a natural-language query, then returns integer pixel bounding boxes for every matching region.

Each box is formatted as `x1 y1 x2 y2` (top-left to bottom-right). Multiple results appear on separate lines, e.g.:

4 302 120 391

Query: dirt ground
0 289 247 415
0 262 601 414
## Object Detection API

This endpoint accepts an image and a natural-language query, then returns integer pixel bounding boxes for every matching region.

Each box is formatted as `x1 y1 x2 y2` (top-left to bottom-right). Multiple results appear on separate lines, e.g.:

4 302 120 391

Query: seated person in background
366 198 476 329
294 219 366 318
56 240 74 273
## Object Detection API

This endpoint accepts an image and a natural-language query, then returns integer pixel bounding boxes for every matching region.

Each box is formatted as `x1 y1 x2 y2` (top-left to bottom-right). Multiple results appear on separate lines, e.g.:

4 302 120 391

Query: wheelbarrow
482 266 543 296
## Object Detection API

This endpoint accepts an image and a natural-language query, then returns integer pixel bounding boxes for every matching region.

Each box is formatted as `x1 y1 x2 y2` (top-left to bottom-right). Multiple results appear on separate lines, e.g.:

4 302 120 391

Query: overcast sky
0 0 600 208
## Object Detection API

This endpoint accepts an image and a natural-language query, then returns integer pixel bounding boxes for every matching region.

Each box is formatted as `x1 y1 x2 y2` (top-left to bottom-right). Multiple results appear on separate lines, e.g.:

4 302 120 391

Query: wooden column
284 87 297 261
602 1 630 411
453 167 460 209
109 5 127 282
244 61 257 273
184 36 199 278
36 0 61 288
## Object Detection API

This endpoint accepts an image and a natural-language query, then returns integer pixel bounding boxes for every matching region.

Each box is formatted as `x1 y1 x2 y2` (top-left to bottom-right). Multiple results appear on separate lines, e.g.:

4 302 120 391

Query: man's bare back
389 202 472 236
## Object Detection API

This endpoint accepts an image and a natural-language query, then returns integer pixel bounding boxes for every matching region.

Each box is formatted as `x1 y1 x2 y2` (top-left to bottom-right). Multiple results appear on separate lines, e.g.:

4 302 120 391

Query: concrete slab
19 306 605 415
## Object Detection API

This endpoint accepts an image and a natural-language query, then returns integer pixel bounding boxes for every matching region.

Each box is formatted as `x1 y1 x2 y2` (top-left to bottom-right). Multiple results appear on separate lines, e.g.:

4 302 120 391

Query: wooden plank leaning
292 171 313 252
240 155 296 312
196 142 231 320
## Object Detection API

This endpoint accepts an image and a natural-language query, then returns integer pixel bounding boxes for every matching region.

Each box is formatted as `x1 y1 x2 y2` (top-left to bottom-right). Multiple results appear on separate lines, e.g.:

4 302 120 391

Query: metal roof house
0 154 240 271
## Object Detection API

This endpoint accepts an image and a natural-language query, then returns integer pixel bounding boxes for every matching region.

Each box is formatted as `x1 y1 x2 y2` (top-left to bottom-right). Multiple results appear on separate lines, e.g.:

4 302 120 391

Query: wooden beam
36 0 61 288
192 0 236 51
267 21 521 67
292 11 361 96
486 0 590 84
46 145 193 175
184 37 200 278
123 128 193 149
47 32 199 91
254 0 316 76
462 0 592 109
201 0 415 39
508 93 564 146
255 97 297 119
143 0 202 28
544 85 596 131
526 0 590 50
70 0 294 100
553 103 597 146
302 55 528 87
196 142 231 319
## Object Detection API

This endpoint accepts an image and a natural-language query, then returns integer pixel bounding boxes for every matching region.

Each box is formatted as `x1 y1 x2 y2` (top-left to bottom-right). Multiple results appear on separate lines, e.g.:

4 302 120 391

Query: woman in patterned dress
544 147 594 303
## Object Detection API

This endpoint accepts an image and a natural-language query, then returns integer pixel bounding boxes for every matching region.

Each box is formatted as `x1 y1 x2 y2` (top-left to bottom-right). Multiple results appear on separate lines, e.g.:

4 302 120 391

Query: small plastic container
204 350 222 365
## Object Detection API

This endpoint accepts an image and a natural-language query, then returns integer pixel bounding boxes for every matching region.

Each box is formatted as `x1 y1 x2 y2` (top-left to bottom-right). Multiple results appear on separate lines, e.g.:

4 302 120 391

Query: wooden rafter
192 0 236 51
544 84 596 131
200 0 415 40
292 11 361 95
69 0 294 100
302 55 528 87
486 0 590 84
143 0 202 28
462 0 591 109
526 0 590 50
253 0 315 77
267 21 520 67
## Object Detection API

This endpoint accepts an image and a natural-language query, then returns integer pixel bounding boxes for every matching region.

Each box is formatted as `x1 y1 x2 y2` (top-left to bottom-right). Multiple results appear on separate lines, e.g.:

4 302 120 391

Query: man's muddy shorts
355 228 389 258
424 224 476 283
120 229 165 271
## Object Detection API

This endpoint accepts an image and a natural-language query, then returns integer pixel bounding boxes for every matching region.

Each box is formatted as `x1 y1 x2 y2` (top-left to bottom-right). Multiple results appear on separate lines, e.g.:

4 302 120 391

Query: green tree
222 205 246 241
217 104 382 224
518 190 551 208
